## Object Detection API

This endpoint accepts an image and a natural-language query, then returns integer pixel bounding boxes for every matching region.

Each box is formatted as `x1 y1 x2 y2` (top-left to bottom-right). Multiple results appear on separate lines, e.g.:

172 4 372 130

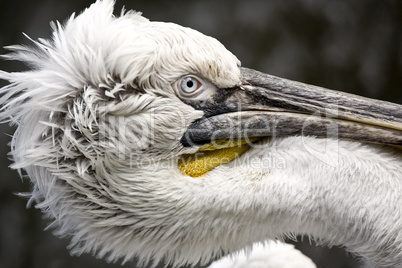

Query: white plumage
208 242 316 268
0 1 401 267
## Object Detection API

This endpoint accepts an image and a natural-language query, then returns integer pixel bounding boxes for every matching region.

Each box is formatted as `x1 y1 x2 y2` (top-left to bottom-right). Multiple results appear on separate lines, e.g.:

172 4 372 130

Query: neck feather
192 137 402 267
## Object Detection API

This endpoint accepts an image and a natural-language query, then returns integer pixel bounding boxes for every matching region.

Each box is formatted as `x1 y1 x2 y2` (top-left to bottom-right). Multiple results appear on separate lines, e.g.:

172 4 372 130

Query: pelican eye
174 75 218 101
180 76 201 94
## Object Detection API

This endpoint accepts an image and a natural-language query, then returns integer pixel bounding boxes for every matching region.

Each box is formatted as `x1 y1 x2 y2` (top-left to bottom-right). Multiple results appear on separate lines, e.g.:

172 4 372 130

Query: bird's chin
178 138 259 177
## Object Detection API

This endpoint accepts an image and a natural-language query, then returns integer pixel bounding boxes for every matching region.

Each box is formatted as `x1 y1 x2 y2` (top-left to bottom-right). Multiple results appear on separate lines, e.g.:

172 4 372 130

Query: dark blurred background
0 0 401 267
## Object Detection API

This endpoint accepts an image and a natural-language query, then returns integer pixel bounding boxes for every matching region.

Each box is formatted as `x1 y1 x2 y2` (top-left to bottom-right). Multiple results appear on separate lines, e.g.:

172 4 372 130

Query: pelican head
1 0 402 267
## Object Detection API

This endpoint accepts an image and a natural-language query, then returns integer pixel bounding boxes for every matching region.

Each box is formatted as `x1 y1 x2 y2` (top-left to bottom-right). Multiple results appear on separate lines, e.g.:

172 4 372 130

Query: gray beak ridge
181 67 402 148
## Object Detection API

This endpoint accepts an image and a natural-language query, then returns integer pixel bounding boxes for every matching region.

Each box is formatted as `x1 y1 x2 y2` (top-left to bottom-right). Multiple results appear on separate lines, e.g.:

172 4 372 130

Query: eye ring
177 76 203 97
173 75 218 101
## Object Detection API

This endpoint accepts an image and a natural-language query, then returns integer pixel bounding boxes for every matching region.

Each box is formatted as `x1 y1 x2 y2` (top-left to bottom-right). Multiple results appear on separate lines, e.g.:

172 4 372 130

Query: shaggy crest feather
0 0 240 265
1 0 402 267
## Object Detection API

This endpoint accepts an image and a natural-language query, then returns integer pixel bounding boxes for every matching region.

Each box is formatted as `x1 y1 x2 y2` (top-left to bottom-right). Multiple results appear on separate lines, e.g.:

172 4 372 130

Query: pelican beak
181 67 402 148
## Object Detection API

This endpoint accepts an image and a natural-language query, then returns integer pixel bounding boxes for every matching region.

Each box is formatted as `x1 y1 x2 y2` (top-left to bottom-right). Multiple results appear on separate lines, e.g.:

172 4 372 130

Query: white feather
0 1 401 267
208 242 316 268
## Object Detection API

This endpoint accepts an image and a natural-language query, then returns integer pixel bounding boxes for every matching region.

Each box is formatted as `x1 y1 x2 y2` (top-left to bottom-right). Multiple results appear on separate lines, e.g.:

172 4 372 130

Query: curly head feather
0 0 241 265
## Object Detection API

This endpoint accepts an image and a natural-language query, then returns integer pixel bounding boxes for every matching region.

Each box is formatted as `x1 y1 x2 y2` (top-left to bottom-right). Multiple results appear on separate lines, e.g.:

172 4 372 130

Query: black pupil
186 80 194 88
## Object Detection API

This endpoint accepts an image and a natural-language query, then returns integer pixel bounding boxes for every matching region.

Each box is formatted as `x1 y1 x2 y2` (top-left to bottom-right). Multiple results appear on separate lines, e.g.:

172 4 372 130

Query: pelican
0 0 401 267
